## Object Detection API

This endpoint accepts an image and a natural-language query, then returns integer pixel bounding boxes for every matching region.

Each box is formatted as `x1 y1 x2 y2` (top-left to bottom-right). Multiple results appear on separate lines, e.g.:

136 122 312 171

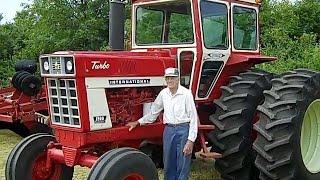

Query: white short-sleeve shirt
138 85 198 142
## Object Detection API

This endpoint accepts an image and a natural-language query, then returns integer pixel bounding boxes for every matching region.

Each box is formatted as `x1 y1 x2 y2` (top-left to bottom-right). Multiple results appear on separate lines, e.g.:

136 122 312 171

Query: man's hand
183 140 194 156
126 121 139 131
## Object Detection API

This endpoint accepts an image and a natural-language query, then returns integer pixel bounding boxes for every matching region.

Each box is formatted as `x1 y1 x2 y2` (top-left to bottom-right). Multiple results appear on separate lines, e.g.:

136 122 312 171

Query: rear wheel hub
301 99 320 173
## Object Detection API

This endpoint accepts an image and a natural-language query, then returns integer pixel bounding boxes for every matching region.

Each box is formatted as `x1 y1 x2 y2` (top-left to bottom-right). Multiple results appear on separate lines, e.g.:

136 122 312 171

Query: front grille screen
47 78 80 127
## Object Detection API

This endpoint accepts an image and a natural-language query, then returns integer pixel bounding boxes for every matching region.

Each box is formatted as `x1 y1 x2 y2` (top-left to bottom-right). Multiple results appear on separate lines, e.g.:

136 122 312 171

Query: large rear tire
88 147 158 180
253 69 320 180
5 133 74 180
208 69 273 180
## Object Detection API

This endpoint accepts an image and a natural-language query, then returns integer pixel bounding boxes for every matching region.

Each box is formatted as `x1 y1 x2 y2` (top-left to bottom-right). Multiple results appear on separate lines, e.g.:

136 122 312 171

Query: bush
258 0 320 73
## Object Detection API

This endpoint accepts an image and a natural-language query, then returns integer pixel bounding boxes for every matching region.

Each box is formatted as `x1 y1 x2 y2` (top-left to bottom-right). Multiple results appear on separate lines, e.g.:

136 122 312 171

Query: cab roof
132 0 260 5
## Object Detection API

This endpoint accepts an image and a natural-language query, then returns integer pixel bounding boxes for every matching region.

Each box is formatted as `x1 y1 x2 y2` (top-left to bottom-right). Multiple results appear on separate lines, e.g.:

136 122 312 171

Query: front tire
254 69 320 180
88 147 158 180
5 133 74 180
208 69 273 180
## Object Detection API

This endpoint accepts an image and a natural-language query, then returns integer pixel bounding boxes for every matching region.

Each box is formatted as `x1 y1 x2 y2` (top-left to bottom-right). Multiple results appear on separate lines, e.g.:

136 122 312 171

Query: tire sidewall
6 133 48 180
95 151 158 180
11 135 70 180
88 147 137 179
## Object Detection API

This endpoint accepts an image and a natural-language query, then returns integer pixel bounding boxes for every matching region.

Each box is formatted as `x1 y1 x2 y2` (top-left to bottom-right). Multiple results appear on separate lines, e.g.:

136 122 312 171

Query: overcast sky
0 0 33 24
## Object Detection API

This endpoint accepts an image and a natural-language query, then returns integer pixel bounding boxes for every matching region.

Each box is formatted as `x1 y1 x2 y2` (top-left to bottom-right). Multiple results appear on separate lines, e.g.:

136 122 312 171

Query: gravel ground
0 129 221 180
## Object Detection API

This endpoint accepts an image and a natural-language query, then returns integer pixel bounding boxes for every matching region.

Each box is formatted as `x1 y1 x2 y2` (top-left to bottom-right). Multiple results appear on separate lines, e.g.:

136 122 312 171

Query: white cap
164 68 179 77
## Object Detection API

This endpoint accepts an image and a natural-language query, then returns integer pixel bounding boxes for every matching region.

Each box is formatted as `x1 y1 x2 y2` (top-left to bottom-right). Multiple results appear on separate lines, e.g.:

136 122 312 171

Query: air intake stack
109 0 126 50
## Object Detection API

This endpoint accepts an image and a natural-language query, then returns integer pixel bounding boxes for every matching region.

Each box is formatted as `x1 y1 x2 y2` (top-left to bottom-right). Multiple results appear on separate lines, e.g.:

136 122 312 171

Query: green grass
0 130 22 180
0 129 221 180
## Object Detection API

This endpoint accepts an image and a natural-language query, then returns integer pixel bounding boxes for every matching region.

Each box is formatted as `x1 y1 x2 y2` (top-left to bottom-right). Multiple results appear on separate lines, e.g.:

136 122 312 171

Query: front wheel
88 147 158 180
5 133 74 180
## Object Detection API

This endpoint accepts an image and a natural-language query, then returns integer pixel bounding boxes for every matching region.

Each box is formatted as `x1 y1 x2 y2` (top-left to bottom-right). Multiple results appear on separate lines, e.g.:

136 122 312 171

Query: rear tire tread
209 69 273 180
253 69 320 180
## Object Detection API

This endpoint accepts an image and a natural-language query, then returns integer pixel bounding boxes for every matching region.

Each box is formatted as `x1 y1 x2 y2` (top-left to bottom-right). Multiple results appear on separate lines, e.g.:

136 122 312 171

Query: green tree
296 0 320 42
0 23 16 86
0 0 113 87
258 0 320 73
12 0 110 60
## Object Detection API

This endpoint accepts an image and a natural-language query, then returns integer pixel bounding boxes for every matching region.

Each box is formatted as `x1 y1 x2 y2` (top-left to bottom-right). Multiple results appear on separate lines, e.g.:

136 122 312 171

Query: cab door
196 0 231 99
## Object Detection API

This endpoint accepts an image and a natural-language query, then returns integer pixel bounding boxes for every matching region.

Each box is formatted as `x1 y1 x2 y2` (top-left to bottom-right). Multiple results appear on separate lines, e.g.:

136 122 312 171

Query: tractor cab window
197 0 227 98
233 6 257 50
135 0 194 45
136 8 164 44
200 1 228 49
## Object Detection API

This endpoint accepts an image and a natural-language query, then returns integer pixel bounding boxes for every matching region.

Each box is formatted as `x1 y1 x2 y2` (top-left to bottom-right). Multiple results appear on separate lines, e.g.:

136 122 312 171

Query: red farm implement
0 61 51 136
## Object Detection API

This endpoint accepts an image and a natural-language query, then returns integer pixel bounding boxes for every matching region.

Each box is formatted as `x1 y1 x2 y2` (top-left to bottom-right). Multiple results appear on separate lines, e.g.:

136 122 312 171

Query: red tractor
0 60 51 136
6 0 277 179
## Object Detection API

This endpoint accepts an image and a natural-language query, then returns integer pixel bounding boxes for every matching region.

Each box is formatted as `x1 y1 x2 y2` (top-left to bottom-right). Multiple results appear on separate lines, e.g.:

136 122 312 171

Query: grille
47 78 80 127
51 57 62 74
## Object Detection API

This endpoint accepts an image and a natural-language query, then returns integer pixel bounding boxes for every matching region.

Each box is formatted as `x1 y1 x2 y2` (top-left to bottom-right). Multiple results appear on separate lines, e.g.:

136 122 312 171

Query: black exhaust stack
109 0 126 51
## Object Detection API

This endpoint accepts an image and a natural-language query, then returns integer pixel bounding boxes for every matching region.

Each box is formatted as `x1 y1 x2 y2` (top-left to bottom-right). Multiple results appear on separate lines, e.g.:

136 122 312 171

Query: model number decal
94 116 106 124
109 79 151 85
91 61 110 70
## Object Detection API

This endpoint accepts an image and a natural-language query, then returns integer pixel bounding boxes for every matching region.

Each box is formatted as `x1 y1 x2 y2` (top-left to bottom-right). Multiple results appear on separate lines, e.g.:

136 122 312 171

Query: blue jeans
163 123 191 180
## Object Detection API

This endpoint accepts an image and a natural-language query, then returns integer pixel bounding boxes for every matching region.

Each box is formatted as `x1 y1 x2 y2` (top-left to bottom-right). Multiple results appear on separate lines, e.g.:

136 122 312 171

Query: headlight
64 57 74 74
41 57 50 74
66 60 73 71
44 61 50 71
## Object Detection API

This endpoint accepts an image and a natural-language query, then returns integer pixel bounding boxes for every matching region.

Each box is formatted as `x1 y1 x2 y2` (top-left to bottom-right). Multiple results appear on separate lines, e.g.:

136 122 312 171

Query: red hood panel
70 50 177 77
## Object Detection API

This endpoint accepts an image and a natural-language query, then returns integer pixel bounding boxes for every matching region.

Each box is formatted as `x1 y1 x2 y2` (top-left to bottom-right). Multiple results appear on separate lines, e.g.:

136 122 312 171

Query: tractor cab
131 0 260 100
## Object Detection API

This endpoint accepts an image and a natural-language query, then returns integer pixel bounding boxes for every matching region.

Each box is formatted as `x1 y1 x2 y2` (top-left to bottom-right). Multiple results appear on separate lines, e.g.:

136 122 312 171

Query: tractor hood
41 50 177 78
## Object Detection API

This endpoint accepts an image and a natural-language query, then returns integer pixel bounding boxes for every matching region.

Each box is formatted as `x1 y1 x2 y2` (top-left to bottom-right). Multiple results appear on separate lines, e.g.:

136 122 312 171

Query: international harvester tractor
5 0 281 179
0 60 50 137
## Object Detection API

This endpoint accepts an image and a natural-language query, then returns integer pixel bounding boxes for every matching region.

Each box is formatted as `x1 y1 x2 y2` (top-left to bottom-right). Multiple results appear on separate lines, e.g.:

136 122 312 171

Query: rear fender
226 54 276 66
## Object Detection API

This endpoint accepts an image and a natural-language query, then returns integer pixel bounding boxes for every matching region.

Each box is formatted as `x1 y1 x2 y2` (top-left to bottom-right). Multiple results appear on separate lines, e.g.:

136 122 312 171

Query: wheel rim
32 152 62 180
301 99 320 173
123 173 144 180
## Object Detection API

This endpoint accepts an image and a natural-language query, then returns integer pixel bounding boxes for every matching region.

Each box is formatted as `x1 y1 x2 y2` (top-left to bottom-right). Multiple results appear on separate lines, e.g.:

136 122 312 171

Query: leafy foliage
258 0 320 73
0 0 110 86
0 24 16 86
13 0 109 59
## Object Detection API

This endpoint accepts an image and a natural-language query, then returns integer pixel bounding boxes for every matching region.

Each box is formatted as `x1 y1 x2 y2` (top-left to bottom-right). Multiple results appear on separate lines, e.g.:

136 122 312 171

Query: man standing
126 67 198 180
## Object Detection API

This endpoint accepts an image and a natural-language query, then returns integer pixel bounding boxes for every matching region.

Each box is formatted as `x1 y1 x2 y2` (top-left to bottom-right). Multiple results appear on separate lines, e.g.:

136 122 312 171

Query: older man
126 67 198 180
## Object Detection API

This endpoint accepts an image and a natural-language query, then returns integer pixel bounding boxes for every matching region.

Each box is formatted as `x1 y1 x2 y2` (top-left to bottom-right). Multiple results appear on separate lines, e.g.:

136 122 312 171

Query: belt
165 122 189 127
